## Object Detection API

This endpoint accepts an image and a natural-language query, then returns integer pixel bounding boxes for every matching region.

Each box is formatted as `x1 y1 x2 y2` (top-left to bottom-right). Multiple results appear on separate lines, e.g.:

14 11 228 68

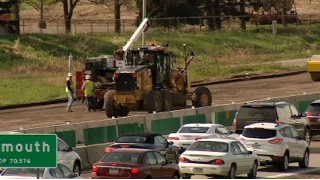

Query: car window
237 106 276 121
290 127 300 139
290 105 299 116
51 166 64 178
237 142 248 154
306 103 320 113
58 139 69 151
101 152 141 164
3 168 45 178
153 152 166 164
178 127 210 133
279 127 293 138
145 152 157 165
230 142 242 155
116 136 147 143
154 135 168 145
187 141 228 152
242 128 277 139
59 164 73 178
215 126 231 135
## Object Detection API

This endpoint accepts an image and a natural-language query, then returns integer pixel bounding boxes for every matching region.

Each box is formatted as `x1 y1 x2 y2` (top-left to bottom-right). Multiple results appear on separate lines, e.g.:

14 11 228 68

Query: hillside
19 0 320 21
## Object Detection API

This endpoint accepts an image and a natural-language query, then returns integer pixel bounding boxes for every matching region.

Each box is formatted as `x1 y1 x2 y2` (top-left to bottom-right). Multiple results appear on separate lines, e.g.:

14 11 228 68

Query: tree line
2 0 294 33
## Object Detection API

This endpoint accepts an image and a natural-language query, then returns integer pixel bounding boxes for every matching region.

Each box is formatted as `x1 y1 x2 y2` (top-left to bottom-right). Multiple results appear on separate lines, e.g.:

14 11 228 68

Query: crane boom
122 18 149 52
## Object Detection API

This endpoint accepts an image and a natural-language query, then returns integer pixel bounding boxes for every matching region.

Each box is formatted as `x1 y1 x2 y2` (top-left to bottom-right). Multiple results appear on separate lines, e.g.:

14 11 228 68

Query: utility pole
142 0 146 45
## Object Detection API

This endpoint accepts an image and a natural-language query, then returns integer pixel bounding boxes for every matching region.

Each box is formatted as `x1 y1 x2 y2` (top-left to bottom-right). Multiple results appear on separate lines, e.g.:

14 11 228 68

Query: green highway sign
0 134 57 168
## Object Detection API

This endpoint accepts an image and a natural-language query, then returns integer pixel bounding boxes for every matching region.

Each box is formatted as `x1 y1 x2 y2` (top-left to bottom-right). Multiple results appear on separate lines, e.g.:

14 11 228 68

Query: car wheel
73 161 81 175
181 173 191 179
299 150 309 168
278 153 289 171
247 161 258 179
173 171 180 179
226 164 236 179
305 128 312 145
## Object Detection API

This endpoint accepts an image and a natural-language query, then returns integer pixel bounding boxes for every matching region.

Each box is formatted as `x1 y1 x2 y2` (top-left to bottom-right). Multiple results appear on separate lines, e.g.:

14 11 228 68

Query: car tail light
196 138 202 140
105 147 116 153
168 137 179 140
131 168 140 174
213 159 225 165
276 119 282 123
92 165 98 173
268 138 283 144
233 119 238 131
180 157 190 163
306 112 317 116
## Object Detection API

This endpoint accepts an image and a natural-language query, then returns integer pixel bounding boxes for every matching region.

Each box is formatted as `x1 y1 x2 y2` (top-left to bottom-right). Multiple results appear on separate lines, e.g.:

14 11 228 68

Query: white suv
238 123 309 171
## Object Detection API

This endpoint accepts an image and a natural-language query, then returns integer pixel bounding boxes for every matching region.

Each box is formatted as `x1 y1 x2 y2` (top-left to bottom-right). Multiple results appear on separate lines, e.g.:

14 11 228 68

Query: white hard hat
85 75 91 80
67 73 72 77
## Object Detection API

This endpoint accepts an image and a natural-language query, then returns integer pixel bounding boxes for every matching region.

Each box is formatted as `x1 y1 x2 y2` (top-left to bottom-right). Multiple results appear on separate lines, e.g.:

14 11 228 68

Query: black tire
181 173 191 179
161 90 173 112
146 175 152 179
173 171 180 179
310 73 320 81
299 150 309 168
305 128 312 145
147 90 163 113
96 98 104 109
226 164 236 179
117 106 130 117
247 161 258 179
192 86 212 107
278 152 289 171
104 90 117 118
73 161 81 175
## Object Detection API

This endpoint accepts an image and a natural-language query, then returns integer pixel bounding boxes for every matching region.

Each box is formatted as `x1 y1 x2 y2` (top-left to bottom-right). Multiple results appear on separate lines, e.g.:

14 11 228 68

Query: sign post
0 134 57 179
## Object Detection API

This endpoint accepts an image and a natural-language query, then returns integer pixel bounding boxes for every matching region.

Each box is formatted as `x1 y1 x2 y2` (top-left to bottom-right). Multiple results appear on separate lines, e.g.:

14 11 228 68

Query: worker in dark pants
82 74 96 112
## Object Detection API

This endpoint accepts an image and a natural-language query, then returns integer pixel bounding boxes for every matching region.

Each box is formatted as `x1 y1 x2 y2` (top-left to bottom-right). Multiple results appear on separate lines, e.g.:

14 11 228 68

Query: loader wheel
147 90 163 113
310 73 320 81
104 90 117 118
117 106 130 117
192 86 212 107
161 90 173 112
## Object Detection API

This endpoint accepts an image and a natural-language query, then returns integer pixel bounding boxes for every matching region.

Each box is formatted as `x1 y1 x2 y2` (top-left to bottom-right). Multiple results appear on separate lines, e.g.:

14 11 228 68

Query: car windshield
306 103 320 113
187 141 229 152
101 152 141 164
178 127 209 133
237 106 276 121
2 168 45 177
116 136 147 143
242 128 277 139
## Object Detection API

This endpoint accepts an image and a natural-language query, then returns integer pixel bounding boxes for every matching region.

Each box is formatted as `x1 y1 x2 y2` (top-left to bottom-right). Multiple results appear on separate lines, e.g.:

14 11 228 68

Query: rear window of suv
306 103 320 113
242 128 277 139
237 106 276 121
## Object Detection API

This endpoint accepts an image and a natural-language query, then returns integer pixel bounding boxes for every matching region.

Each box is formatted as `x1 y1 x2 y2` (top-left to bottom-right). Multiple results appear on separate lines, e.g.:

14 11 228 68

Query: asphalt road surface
0 72 318 131
80 140 320 179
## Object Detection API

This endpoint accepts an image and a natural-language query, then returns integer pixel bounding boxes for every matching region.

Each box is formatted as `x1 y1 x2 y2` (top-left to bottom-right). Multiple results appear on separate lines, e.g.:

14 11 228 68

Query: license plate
182 144 190 148
109 168 119 174
252 144 261 149
193 168 203 174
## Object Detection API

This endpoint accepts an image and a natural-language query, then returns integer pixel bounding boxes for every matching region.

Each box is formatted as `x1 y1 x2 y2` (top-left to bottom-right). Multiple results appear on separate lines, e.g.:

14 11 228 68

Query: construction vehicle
104 43 213 117
75 18 149 109
307 55 320 81
0 0 20 34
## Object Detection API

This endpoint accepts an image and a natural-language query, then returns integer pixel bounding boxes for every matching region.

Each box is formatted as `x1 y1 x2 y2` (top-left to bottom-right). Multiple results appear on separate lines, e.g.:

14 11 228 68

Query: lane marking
264 167 320 179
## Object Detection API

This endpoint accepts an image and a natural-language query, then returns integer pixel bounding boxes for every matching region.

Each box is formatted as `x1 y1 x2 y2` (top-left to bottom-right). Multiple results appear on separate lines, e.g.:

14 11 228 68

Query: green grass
0 23 319 106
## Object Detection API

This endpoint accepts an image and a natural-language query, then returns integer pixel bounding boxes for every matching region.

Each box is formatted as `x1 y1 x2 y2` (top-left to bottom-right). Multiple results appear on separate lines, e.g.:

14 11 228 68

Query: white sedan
168 123 235 150
0 164 82 179
179 138 259 179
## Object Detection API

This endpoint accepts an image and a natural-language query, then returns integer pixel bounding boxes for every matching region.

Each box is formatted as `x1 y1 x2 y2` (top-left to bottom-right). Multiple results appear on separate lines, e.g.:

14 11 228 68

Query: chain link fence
16 14 320 35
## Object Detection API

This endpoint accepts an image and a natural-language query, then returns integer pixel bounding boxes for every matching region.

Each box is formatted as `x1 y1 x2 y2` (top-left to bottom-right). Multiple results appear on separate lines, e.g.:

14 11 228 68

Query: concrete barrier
196 106 216 123
25 126 56 133
211 105 229 124
116 115 145 136
144 111 173 132
172 108 197 126
74 146 90 170
73 123 87 144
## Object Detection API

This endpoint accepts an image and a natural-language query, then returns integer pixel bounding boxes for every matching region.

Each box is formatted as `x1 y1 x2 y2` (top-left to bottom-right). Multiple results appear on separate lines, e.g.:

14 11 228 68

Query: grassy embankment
0 24 319 106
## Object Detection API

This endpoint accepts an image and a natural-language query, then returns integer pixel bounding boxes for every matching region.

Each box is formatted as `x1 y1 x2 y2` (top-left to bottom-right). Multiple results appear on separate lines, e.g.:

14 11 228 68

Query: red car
92 148 180 179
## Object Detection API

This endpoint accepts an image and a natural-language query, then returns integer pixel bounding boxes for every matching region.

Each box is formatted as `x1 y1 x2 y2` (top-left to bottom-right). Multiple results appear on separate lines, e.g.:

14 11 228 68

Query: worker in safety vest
66 72 75 112
82 74 96 112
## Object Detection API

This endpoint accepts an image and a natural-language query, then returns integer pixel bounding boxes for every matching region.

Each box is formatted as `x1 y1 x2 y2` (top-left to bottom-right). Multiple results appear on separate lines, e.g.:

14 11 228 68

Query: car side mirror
248 151 253 154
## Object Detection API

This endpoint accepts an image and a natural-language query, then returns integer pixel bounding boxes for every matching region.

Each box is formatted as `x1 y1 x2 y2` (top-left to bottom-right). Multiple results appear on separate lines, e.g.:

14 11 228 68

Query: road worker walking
66 73 75 112
82 74 96 112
